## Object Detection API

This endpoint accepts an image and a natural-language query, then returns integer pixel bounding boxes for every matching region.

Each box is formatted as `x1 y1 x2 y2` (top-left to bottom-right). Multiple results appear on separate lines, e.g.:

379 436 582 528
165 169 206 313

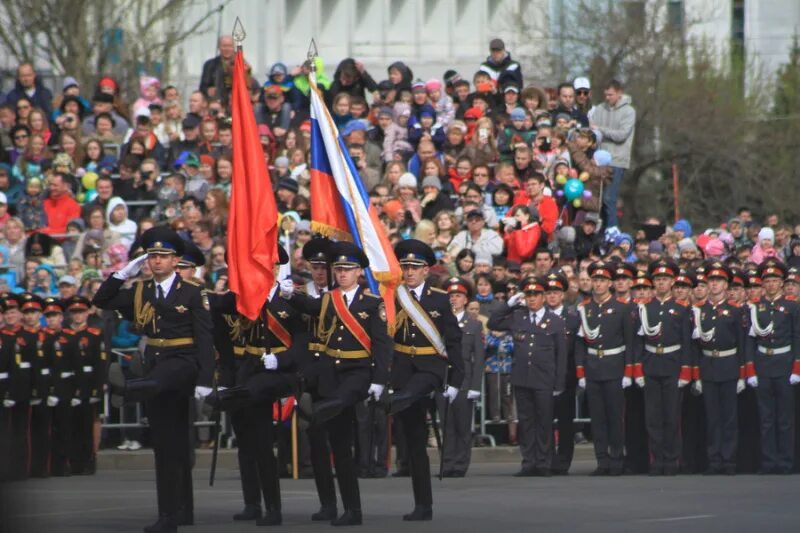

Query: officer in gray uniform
746 258 800 474
488 276 566 477
438 277 485 477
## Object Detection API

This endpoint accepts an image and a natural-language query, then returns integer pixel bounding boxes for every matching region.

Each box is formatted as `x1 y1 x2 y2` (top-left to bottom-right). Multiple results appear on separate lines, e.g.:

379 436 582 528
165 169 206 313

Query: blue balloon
563 178 584 202
84 189 98 203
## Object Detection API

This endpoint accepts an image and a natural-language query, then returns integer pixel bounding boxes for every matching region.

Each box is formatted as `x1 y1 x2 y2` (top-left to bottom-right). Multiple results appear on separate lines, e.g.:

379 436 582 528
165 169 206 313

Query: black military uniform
41 298 75 477
389 239 462 521
489 276 566 476
635 260 692 475
575 261 635 475
3 294 31 481
616 263 649 475
693 263 748 474
437 277 485 477
0 296 11 481
545 271 581 474
288 241 392 526
93 227 214 533
746 259 800 474
681 267 708 474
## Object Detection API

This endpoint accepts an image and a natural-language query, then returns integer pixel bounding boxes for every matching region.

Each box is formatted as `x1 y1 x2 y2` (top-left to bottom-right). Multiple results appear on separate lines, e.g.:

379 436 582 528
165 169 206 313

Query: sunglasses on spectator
576 89 590 95
14 134 28 140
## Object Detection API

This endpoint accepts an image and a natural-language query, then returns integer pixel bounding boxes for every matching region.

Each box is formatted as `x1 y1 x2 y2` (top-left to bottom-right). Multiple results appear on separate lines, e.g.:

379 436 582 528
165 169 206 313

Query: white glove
467 390 481 400
194 386 213 400
790 374 800 385
507 292 524 307
70 398 82 407
747 376 758 388
3 399 15 407
692 380 703 395
578 378 586 389
262 353 278 370
443 385 459 403
279 278 294 299
552 390 563 397
89 397 101 404
113 253 148 280
47 396 59 407
621 377 632 389
635 377 645 388
736 379 746 394
678 379 690 388
367 383 384 401
30 398 42 406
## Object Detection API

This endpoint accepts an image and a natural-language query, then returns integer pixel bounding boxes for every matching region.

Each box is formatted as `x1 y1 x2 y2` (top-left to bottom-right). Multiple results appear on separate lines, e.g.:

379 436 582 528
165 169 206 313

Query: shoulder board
616 297 630 304
727 299 742 307
182 278 202 287
428 287 448 294
580 297 591 305
676 299 690 307
785 295 797 301
362 292 381 299
749 297 760 304
87 327 102 335
62 328 75 335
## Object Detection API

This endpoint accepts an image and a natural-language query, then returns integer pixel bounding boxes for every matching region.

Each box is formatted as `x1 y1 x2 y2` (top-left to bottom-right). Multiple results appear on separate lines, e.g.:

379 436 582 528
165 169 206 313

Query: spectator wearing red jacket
502 204 541 263
515 172 557 237
43 172 81 235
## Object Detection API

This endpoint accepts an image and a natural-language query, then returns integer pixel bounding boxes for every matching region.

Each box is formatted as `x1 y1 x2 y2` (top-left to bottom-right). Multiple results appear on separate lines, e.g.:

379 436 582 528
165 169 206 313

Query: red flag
227 49 278 320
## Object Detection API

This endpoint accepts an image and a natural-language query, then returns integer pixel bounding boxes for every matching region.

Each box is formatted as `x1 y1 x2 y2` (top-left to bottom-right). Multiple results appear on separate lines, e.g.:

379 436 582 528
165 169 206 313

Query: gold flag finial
232 17 246 48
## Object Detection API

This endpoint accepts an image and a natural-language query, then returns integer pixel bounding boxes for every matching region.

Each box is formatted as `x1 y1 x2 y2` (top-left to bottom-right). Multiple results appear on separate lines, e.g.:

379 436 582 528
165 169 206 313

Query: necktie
343 293 349 306
414 290 420 302
157 285 164 300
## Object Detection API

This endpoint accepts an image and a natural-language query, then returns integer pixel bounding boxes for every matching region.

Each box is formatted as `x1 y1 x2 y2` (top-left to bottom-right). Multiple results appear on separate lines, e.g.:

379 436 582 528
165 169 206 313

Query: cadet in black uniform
93 227 214 533
682 266 708 474
283 241 392 526
692 262 748 475
389 239 462 521
746 258 800 474
0 296 11 481
544 271 581 475
438 277 485 477
575 261 635 476
489 275 566 477
634 259 692 475
65 296 106 476
41 298 75 477
1 294 25 481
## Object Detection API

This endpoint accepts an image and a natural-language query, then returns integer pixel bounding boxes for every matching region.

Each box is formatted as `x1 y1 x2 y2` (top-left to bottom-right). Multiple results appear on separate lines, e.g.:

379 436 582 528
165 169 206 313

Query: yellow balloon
555 174 567 185
77 192 86 203
579 171 590 182
82 171 99 190
572 199 582 209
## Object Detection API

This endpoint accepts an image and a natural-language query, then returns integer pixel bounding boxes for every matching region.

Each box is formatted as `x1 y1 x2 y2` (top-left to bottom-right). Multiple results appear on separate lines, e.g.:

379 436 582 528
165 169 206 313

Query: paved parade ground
3 457 800 533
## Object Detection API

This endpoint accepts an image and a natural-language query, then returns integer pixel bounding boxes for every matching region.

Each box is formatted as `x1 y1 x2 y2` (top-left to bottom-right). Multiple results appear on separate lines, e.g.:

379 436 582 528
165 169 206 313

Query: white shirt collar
409 282 425 300
269 284 278 302
342 286 359 307
155 272 178 298
551 305 564 316
455 310 465 322
530 307 546 322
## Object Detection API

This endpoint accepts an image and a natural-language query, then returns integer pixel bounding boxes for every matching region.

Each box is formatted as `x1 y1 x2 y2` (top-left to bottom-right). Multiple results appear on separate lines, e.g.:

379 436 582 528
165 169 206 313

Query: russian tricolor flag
307 70 401 329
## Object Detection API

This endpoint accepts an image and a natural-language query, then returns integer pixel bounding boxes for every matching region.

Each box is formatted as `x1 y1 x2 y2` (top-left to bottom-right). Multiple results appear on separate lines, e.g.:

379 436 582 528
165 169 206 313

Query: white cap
573 77 591 90
135 107 151 119
0 192 6 204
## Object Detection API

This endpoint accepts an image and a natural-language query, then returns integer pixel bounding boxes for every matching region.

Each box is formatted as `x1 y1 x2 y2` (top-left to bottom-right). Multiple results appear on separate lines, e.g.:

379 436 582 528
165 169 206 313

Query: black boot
233 504 262 521
206 386 252 412
403 505 433 521
175 508 193 526
312 398 344 425
311 506 338 521
143 514 177 533
331 509 362 526
388 390 421 415
255 507 282 526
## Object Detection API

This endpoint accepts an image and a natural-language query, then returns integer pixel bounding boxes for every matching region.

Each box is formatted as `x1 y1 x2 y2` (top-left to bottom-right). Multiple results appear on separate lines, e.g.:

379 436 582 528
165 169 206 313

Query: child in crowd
18 177 48 232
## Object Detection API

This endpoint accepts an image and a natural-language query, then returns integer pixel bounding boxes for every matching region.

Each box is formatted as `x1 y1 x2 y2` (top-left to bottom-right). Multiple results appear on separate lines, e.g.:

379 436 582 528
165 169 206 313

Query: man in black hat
746 258 800 474
575 261 635 476
93 226 214 533
489 275 566 477
168 113 203 166
63 295 106 476
634 259 692 476
0 294 23 481
480 38 523 89
543 270 581 474
388 239 463 520
276 178 299 214
692 262 748 475
281 241 392 526
437 277 485 478
177 239 206 280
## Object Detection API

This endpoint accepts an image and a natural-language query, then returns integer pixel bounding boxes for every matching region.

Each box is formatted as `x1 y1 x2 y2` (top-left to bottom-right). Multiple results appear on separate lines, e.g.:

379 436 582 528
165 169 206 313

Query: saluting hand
114 254 148 281
279 278 294 299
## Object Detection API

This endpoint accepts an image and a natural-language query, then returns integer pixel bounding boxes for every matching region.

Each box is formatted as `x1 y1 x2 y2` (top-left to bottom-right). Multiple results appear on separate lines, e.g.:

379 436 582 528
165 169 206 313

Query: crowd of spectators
1 36 797 442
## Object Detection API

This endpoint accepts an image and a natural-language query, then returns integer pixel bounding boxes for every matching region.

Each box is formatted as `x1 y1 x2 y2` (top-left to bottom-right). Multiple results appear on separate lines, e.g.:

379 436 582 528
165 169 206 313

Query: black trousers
436 391 473 475
703 380 738 469
643 377 681 468
307 419 337 510
29 403 52 477
586 379 624 470
0 405 12 480
553 386 576 472
396 372 440 508
515 386 554 471
8 403 30 480
50 402 73 475
756 376 795 472
69 402 96 474
681 389 708 473
624 386 649 473
355 399 388 475
736 387 760 473
230 407 261 508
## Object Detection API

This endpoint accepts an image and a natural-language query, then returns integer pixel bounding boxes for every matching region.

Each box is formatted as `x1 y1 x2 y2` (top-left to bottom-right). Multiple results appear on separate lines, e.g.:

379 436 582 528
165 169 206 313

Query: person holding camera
502 205 542 264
